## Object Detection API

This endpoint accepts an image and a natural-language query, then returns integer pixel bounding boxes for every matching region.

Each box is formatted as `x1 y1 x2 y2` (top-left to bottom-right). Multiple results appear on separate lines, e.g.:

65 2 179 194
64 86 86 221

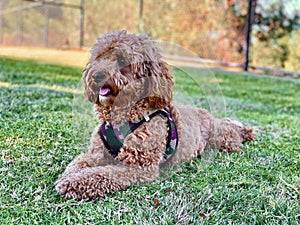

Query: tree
254 0 300 41
252 0 300 70
284 29 300 71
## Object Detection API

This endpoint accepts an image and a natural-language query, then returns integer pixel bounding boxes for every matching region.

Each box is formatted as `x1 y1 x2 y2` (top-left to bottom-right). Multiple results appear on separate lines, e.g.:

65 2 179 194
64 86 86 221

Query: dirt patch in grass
0 46 90 68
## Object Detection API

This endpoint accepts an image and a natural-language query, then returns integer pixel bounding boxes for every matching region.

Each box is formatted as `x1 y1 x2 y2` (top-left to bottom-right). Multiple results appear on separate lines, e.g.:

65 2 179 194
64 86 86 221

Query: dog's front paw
55 172 124 200
55 177 84 200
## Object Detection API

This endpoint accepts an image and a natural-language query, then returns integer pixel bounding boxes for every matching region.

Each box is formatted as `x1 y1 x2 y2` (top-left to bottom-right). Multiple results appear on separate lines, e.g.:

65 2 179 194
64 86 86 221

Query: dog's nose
92 71 106 83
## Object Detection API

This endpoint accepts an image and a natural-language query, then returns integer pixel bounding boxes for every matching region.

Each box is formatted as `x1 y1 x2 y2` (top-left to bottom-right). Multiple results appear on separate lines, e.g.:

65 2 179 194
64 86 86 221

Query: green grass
0 58 299 224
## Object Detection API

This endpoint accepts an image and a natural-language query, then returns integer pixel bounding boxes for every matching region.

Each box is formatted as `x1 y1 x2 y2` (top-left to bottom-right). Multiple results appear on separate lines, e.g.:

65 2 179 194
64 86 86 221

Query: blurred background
0 0 299 76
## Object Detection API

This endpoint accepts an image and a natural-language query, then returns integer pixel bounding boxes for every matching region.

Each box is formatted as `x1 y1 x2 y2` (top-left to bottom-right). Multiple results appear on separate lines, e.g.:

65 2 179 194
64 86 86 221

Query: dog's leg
55 123 163 200
55 157 159 200
208 118 256 152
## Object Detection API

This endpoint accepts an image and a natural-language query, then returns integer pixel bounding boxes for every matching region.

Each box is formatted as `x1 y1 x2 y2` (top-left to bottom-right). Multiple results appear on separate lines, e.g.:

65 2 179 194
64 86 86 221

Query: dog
55 30 256 200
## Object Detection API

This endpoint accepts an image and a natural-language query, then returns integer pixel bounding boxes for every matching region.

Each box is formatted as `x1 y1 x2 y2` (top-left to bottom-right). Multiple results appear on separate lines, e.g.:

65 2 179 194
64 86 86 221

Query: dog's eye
92 71 106 83
117 54 129 68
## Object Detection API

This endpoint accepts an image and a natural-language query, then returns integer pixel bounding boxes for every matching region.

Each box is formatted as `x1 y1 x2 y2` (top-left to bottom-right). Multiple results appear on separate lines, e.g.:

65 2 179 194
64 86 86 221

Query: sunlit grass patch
0 46 89 68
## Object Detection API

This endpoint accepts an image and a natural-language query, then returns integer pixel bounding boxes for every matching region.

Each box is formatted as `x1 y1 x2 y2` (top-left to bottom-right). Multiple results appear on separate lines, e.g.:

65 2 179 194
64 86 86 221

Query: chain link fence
0 0 83 48
0 0 299 76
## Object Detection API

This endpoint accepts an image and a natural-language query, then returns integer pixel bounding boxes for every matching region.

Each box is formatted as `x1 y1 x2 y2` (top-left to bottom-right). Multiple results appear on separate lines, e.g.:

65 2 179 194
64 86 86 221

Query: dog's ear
144 60 174 108
82 63 99 103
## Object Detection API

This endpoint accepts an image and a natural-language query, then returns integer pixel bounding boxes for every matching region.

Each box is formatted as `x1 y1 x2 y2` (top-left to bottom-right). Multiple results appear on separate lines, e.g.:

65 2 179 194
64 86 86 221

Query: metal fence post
79 0 84 48
243 0 253 71
44 2 49 47
0 1 3 44
138 0 143 32
139 0 143 20
18 0 23 45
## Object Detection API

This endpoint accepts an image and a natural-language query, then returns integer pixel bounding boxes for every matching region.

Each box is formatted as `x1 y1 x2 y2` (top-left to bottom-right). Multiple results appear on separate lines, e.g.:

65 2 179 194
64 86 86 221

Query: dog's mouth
97 81 121 106
99 81 119 97
99 87 112 97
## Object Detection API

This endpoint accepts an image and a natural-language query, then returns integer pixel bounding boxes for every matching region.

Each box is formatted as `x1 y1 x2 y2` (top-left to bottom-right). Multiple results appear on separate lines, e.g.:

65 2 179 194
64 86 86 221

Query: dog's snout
92 71 106 83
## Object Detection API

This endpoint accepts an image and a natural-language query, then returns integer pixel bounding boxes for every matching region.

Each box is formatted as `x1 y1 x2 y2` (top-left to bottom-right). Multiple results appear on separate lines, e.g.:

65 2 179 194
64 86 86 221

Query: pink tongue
99 87 110 96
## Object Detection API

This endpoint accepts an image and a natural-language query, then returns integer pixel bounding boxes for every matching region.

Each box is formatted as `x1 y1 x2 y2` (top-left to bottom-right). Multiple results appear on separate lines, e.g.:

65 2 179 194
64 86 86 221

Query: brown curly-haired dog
55 30 256 200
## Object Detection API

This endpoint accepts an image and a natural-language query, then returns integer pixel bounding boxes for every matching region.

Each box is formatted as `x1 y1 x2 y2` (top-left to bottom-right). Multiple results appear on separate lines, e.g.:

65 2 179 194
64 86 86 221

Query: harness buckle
144 115 150 121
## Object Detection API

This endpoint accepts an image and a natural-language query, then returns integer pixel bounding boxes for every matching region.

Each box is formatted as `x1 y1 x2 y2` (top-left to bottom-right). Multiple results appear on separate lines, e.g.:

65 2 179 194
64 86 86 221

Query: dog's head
82 30 174 122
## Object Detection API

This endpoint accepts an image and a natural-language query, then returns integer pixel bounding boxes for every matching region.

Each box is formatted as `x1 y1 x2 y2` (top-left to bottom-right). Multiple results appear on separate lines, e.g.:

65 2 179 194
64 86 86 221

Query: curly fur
55 30 256 200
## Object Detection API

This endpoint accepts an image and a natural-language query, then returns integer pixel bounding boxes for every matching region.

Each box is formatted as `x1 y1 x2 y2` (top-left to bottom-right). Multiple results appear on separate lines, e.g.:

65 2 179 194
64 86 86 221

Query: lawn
0 57 299 224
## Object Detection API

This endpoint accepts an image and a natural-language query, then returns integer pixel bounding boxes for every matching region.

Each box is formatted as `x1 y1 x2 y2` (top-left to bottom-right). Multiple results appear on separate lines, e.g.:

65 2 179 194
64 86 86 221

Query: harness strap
99 108 178 162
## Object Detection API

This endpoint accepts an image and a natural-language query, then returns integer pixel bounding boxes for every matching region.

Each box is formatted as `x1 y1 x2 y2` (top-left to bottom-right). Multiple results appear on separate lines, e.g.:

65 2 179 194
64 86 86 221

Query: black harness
99 108 178 162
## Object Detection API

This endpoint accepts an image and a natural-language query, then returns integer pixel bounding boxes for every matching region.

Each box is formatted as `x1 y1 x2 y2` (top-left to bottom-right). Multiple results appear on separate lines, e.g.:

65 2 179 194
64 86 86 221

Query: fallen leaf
199 212 207 218
165 188 173 194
